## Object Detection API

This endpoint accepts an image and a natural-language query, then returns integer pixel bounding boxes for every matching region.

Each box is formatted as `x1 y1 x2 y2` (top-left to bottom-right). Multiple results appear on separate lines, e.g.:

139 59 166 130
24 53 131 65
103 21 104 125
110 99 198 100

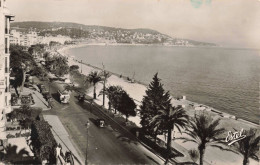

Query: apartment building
0 0 14 145
10 30 38 46
9 29 20 45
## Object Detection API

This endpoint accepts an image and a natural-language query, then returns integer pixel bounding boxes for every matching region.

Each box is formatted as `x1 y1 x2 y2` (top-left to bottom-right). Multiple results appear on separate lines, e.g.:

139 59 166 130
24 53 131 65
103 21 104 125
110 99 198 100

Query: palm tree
181 113 227 165
233 128 260 165
86 71 102 99
150 105 188 164
99 86 113 110
188 149 199 163
0 144 30 163
99 85 124 113
100 69 110 106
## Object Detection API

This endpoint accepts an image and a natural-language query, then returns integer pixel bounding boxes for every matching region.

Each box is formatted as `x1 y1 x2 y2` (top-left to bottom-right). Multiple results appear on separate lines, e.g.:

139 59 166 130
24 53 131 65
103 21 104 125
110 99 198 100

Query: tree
99 85 119 110
233 128 260 165
28 44 45 58
43 52 51 61
31 65 47 78
69 65 79 71
10 105 42 133
100 69 110 106
150 105 188 164
10 45 35 96
140 73 171 141
188 149 199 163
117 91 136 122
10 67 23 96
0 144 30 164
20 62 30 93
108 86 124 114
51 56 69 77
86 71 102 99
181 114 227 165
31 120 57 164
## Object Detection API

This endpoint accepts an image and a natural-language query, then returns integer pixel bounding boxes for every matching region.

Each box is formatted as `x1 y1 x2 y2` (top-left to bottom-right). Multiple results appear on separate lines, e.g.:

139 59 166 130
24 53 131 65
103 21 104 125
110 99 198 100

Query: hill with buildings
11 21 217 46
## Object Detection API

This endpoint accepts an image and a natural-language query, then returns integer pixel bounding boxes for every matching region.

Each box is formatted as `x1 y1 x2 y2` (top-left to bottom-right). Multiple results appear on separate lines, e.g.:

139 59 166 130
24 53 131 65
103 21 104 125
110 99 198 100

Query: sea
67 45 260 124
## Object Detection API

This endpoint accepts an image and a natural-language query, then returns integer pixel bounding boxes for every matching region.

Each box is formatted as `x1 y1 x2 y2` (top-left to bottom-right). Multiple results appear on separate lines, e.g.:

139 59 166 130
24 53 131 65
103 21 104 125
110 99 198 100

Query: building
10 30 38 46
9 29 20 45
0 0 14 146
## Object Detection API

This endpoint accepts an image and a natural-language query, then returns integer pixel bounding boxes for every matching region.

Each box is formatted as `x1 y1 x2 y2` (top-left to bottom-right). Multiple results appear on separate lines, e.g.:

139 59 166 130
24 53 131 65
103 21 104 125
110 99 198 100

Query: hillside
11 21 217 46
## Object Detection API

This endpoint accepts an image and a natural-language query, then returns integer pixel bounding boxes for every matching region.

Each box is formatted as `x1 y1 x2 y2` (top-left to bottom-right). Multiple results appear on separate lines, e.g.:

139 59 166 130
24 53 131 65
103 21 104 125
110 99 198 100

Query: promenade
62 50 259 165
43 115 85 165
39 72 165 165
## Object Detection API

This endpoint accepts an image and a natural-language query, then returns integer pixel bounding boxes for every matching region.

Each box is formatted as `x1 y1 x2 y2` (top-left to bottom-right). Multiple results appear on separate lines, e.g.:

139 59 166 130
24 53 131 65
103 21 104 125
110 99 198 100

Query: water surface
67 46 260 123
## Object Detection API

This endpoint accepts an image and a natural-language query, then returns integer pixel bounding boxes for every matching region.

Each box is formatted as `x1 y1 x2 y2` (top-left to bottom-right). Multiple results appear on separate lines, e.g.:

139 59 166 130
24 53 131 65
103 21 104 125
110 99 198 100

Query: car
43 93 52 100
78 93 85 102
37 84 49 94
96 119 105 128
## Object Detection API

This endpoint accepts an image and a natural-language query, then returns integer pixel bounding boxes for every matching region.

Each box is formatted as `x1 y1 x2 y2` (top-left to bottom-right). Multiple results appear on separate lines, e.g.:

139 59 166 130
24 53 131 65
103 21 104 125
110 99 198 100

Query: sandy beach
57 44 259 165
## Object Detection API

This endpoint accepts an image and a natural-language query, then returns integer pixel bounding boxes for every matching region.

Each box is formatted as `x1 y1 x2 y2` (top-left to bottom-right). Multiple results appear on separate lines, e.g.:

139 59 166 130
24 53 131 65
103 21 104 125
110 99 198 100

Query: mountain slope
11 21 217 46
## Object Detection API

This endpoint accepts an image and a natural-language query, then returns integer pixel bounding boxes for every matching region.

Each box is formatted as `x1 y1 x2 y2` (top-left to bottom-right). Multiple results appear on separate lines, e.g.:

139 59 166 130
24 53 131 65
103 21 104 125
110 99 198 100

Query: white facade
10 29 72 46
10 29 21 45
10 30 38 46
0 0 14 142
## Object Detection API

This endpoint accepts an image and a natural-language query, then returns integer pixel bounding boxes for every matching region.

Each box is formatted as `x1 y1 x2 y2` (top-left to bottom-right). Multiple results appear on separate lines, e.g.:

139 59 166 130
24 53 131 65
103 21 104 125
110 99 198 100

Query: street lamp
85 120 90 165
81 60 83 73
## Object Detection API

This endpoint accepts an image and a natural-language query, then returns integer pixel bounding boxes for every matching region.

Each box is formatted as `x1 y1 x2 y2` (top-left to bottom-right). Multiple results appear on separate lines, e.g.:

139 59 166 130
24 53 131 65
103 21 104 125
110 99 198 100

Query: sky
6 0 260 48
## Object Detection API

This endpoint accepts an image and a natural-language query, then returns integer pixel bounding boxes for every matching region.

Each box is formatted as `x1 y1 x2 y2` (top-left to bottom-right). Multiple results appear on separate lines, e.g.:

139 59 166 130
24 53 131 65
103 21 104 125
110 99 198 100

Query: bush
70 65 79 71
31 120 57 164
6 134 15 139
21 132 31 138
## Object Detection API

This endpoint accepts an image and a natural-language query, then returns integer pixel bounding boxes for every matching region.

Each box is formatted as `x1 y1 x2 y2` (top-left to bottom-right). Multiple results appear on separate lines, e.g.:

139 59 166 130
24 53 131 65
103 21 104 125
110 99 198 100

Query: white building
10 29 72 46
0 0 14 145
9 29 20 45
10 30 38 46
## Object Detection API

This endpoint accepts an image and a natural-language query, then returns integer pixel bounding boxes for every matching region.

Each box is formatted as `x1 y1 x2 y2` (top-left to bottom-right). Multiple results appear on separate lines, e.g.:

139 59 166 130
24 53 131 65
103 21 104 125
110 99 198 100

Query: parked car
38 84 49 94
78 93 85 102
96 119 105 128
43 93 52 101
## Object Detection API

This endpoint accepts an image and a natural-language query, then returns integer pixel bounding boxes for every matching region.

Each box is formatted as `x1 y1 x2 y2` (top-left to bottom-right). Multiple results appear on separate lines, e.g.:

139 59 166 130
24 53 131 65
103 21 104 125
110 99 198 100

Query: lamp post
81 60 83 73
85 120 90 165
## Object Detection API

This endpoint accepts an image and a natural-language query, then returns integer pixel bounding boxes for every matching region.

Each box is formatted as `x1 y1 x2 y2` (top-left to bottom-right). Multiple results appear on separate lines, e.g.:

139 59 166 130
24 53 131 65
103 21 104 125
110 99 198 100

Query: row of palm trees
86 70 136 121
149 103 259 165
85 71 259 165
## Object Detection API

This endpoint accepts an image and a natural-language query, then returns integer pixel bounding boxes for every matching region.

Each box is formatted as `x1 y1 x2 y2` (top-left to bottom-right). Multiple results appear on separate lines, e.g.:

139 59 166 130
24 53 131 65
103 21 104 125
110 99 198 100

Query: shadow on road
51 93 60 102
145 155 161 165
116 135 138 145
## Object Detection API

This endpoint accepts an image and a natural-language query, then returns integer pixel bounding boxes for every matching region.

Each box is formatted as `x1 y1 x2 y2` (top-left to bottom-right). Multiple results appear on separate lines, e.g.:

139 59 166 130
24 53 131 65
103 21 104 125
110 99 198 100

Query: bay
67 45 260 123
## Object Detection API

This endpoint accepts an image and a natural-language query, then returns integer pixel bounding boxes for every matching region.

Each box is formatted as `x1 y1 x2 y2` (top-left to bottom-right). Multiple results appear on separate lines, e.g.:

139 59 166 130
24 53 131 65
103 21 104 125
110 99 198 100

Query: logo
225 128 246 146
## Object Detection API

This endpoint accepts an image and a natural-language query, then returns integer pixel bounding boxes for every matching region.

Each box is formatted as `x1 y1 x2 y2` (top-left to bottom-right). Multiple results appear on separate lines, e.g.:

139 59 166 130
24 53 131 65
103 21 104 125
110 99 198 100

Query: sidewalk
30 85 50 111
43 115 84 165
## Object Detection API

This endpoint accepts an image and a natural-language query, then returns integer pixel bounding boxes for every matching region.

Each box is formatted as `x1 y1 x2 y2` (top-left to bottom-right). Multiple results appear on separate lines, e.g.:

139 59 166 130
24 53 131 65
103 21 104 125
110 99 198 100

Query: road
41 80 164 165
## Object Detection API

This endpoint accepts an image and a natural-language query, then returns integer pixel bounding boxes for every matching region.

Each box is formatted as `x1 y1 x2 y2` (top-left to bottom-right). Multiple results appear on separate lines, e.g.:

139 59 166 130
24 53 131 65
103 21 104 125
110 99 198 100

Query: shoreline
57 44 259 127
55 44 259 165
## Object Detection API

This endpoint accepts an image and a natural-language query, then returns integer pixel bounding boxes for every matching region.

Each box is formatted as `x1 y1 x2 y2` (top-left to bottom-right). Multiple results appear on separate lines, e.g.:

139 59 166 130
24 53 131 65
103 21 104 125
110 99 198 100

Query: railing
5 67 9 73
5 28 9 34
5 47 9 54
5 87 9 92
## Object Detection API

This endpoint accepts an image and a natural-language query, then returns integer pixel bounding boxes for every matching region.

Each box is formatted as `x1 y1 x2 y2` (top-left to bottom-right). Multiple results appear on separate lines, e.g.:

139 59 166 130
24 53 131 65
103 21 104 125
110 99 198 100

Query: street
42 80 164 165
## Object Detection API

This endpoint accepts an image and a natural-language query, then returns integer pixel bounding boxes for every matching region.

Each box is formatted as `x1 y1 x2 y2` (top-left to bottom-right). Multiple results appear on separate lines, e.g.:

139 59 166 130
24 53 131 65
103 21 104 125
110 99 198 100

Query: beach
57 44 259 165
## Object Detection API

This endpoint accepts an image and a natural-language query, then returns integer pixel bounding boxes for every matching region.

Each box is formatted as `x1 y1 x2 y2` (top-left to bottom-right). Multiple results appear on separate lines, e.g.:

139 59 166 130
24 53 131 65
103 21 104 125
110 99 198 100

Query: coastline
56 43 259 165
58 43 259 127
